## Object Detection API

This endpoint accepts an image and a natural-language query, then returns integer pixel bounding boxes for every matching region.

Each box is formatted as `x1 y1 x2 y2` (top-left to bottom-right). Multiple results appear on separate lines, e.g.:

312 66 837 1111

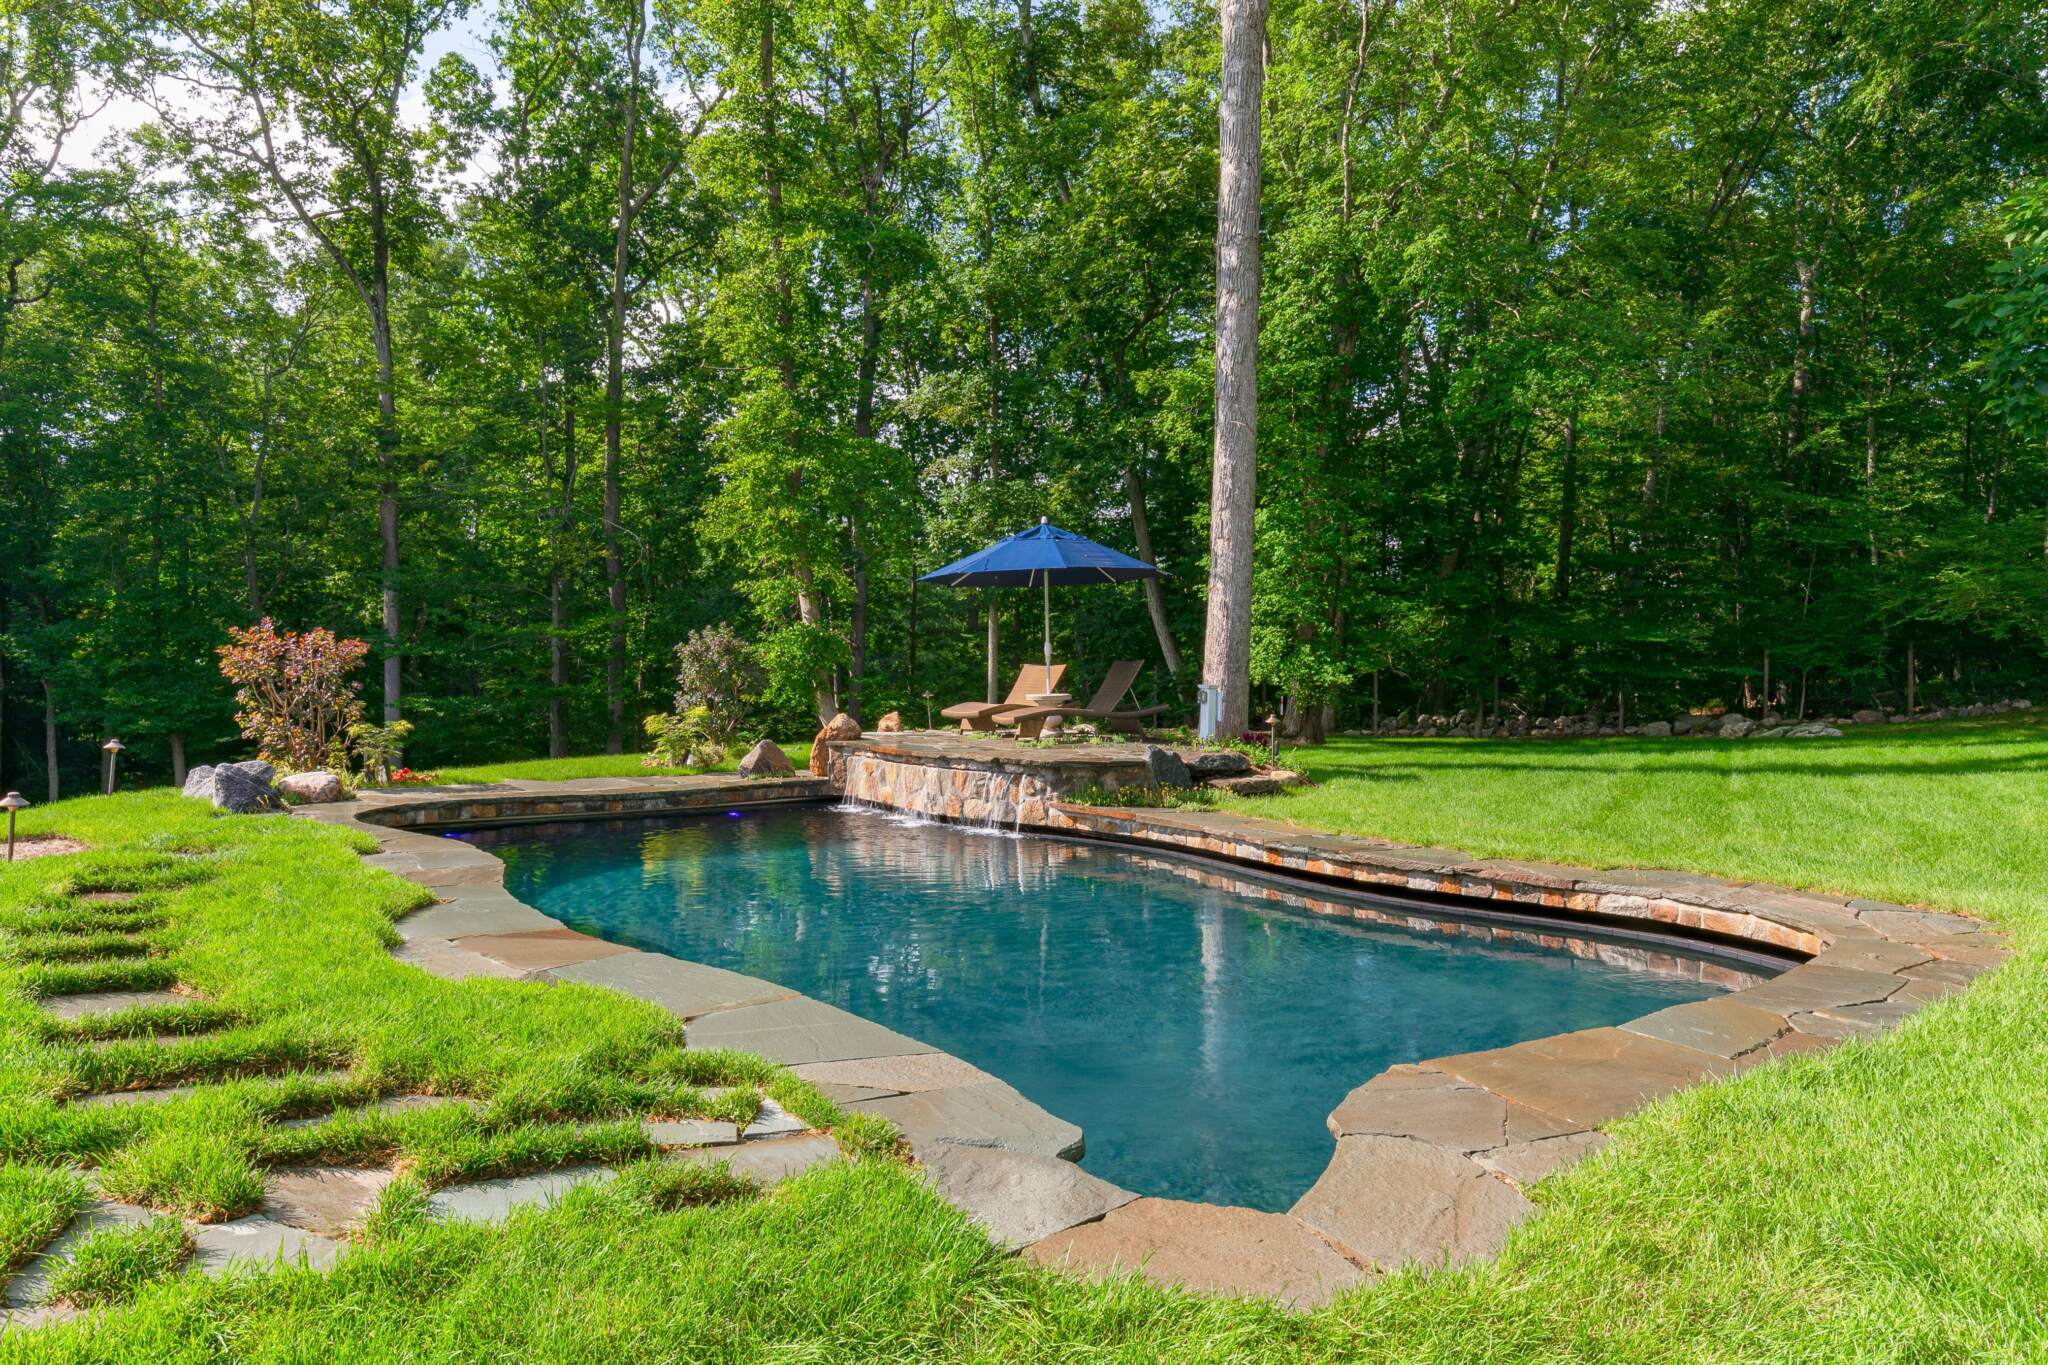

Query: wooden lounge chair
1010 660 1168 739
942 663 1068 731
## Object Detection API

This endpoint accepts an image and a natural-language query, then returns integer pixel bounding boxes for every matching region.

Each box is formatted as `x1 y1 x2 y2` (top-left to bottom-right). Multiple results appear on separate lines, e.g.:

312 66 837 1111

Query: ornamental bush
643 708 726 769
216 620 369 771
672 624 765 743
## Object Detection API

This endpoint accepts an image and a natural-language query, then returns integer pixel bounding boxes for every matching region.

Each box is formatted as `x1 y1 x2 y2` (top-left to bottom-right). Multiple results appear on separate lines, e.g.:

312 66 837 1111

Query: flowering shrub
672 624 765 743
384 767 442 786
217 620 369 771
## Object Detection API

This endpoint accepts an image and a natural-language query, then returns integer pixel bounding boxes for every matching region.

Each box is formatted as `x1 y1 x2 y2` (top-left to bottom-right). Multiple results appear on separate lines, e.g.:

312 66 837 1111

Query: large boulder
1718 715 1756 739
808 711 865 777
1143 745 1192 789
1785 723 1843 738
1851 708 1884 725
1641 721 1672 738
738 739 794 777
1186 749 1253 780
1671 716 1697 735
277 771 343 804
183 760 282 813
876 711 904 734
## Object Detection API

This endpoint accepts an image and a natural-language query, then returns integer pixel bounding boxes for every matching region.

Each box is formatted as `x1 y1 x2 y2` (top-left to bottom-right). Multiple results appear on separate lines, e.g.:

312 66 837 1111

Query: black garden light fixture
102 739 125 796
1 792 26 861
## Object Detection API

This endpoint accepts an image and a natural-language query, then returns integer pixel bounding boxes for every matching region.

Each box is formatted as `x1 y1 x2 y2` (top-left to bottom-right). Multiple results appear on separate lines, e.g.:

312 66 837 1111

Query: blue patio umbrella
919 519 1163 697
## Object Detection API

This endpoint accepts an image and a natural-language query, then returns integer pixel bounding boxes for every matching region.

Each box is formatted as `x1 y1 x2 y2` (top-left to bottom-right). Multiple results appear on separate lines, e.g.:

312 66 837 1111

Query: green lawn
3 721 2044 1360
435 743 813 785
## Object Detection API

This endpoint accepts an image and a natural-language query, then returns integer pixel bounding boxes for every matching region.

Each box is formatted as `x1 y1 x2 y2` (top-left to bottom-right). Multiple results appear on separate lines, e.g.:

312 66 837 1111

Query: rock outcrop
738 739 794 777
182 761 283 813
809 712 865 777
1143 745 1192 790
876 712 904 733
277 771 344 804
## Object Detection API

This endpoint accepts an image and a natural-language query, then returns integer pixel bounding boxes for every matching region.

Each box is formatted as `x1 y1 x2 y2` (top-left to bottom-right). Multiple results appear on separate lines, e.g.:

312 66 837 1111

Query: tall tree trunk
550 399 578 759
1788 256 1815 473
371 285 401 726
1124 466 1182 676
169 733 187 787
848 522 868 726
985 597 1001 704
758 17 835 724
1554 412 1577 601
42 681 58 803
1202 0 1268 737
603 7 646 756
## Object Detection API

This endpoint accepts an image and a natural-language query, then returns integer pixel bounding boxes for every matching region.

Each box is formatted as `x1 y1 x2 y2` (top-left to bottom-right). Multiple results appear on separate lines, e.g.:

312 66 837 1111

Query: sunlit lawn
1234 713 2048 922
4 718 2045 1360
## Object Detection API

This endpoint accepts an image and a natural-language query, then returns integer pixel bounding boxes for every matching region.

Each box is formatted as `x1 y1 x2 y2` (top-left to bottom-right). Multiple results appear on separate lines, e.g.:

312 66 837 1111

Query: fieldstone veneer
297 755 2009 1311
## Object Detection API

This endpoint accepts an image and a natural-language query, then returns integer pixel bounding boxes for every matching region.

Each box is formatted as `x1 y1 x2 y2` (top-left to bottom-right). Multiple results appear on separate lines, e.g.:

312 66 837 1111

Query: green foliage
671 625 764 743
5 0 2048 803
360 1174 432 1244
0 1162 90 1275
612 1157 757 1212
1064 783 1218 810
347 720 415 785
642 709 726 769
1956 179 2048 457
38 1217 192 1308
96 1128 267 1222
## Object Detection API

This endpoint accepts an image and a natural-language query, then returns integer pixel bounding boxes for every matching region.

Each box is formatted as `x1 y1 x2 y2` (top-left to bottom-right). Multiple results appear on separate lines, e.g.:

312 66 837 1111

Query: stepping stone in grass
74 1069 354 1111
2 1199 155 1312
261 1167 395 1238
671 1134 840 1186
427 1166 618 1224
190 1217 342 1275
642 1118 742 1147
40 990 191 1020
273 1092 477 1130
739 1098 807 1140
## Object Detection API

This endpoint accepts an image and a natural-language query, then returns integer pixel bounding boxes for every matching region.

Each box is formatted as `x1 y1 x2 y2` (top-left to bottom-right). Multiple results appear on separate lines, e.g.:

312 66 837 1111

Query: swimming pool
465 806 1757 1210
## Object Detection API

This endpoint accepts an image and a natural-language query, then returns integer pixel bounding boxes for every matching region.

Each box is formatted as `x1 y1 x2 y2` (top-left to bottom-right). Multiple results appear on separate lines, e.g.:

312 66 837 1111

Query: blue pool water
468 806 1755 1210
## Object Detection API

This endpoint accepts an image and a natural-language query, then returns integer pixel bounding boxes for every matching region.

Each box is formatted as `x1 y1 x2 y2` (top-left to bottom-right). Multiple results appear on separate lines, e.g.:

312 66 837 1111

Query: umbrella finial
1040 515 1048 524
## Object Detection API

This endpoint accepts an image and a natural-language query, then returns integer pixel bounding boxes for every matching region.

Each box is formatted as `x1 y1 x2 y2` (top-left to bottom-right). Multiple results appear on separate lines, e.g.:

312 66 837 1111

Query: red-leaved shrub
217 620 369 771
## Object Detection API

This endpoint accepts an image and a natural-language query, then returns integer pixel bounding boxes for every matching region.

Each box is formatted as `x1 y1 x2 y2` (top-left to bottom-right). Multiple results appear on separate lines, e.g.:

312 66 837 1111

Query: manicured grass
436 743 813 786
1235 714 2048 924
0 1162 89 1276
3 722 2045 1360
38 1217 192 1308
0 794 882 1226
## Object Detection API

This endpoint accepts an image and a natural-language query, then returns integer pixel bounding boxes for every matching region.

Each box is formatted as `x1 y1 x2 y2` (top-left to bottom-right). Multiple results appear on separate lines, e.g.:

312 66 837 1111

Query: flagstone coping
920 1142 1137 1249
273 772 2009 1310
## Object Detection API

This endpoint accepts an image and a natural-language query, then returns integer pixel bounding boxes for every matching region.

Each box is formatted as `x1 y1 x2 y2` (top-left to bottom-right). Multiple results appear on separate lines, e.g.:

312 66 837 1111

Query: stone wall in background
1361 697 2033 741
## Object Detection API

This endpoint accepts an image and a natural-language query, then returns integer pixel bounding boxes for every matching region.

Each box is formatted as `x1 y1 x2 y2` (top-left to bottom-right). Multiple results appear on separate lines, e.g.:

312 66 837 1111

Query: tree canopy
3 0 2045 791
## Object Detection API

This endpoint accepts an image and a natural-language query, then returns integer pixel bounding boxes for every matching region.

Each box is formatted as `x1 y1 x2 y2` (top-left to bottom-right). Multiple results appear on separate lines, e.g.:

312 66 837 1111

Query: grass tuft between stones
39 1217 192 1308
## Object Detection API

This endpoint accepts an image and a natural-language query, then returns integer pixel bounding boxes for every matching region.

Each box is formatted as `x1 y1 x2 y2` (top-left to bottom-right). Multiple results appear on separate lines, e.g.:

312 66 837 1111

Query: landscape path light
1266 714 1281 766
1 792 26 861
102 738 125 795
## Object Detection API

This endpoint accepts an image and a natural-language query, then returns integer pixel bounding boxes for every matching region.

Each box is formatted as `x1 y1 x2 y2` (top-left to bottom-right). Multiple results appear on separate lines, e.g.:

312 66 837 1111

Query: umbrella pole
1042 574 1054 694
